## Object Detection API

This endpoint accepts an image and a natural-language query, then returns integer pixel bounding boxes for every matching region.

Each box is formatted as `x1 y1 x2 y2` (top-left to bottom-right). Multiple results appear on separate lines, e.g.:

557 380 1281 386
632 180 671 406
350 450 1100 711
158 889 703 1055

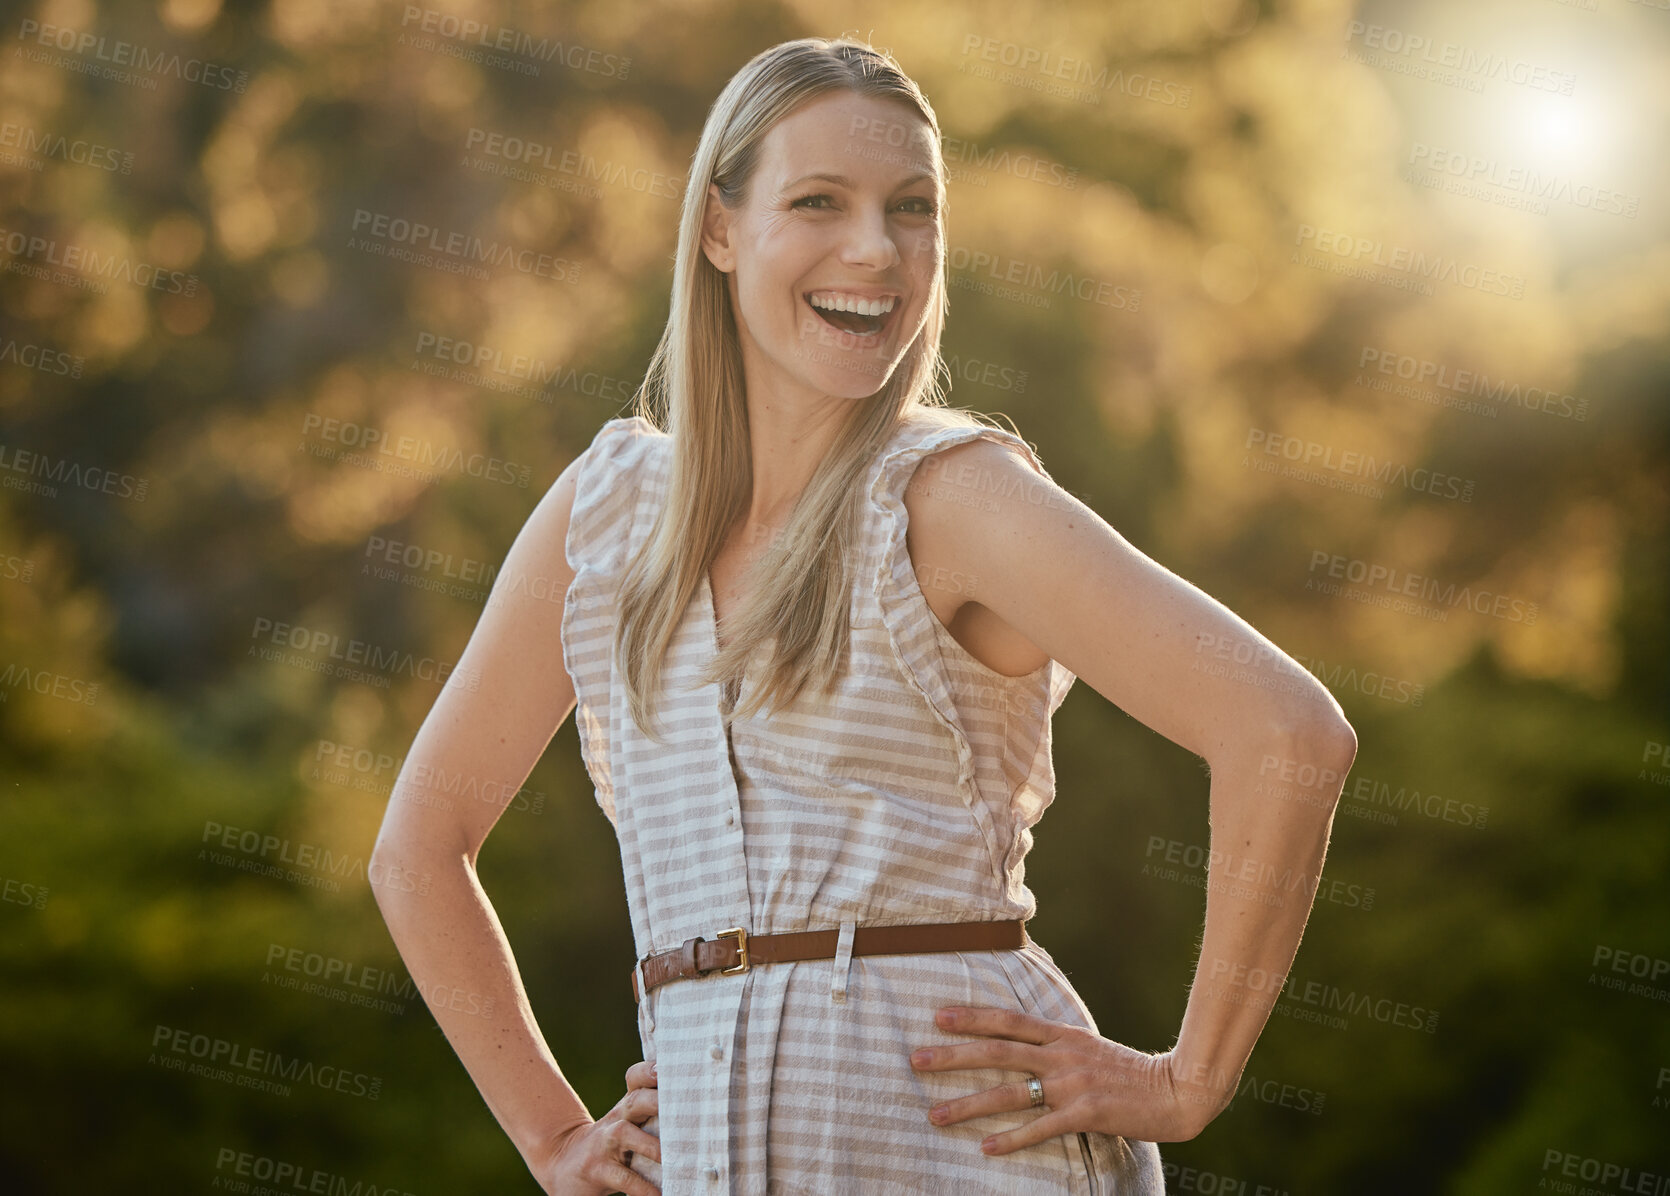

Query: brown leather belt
630 918 1028 1003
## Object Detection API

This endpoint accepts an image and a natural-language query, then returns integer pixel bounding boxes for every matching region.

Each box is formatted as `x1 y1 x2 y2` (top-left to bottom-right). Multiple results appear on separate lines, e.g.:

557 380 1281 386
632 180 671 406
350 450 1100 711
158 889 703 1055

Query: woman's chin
809 362 898 399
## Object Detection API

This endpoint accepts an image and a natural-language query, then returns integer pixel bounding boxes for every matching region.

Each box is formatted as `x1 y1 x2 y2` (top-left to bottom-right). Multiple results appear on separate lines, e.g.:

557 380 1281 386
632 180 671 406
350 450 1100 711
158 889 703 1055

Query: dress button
703 1165 720 1181
724 810 735 825
709 1042 724 1060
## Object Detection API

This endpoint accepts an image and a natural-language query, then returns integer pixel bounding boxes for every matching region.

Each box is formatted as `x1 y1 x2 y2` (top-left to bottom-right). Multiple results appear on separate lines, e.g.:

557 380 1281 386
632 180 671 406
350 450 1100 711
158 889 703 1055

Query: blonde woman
371 36 1356 1196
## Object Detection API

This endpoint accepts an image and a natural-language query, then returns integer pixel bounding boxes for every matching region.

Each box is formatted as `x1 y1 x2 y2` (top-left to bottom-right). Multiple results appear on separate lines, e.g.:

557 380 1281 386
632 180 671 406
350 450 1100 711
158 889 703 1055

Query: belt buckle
716 926 749 975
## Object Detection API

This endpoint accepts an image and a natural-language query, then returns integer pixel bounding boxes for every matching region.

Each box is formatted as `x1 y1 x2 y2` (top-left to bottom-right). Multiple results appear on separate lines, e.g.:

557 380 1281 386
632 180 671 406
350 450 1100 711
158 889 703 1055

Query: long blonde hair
615 35 1006 740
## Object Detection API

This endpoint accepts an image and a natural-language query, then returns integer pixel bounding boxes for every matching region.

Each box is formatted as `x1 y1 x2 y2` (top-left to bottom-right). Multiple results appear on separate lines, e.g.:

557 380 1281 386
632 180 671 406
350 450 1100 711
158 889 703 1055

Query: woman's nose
839 208 902 269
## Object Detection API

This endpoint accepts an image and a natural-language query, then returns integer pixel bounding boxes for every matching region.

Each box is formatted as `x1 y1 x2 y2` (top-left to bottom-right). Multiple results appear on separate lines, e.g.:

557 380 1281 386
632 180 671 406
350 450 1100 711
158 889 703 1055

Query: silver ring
1026 1075 1045 1108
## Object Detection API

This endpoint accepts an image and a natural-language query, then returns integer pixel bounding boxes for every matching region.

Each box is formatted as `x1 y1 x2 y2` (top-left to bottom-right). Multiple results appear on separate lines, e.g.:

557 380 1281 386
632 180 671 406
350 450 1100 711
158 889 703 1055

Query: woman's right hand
538 1060 661 1196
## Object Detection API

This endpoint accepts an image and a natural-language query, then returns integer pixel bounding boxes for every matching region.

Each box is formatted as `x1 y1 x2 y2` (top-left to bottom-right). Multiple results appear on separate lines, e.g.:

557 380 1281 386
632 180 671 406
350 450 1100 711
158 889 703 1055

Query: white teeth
808 292 896 317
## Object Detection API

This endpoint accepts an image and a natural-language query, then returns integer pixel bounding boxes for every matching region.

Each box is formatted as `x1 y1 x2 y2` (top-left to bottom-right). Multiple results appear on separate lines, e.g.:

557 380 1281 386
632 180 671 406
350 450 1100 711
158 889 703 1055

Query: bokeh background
3 0 1668 1192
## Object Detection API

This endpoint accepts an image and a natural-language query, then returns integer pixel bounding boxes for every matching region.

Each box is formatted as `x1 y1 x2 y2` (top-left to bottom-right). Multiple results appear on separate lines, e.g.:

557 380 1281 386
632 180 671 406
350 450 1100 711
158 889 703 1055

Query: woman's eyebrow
781 170 938 191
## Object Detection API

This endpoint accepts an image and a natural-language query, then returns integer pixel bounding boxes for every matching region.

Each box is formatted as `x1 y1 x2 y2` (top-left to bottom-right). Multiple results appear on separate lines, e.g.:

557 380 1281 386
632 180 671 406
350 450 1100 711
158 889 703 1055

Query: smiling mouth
803 294 898 339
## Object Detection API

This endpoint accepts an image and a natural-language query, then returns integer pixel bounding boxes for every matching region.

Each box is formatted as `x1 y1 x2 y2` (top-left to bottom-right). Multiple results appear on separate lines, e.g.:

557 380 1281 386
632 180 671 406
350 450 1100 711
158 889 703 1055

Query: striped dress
560 411 1166 1195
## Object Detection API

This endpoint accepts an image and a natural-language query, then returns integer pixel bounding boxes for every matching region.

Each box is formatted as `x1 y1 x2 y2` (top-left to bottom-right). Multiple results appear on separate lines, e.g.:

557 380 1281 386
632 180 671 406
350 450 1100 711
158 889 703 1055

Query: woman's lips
802 293 898 340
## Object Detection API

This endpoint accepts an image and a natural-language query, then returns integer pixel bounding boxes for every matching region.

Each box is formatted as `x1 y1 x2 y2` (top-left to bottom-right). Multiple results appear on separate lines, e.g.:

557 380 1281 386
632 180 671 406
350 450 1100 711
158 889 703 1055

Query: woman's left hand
908 1005 1223 1153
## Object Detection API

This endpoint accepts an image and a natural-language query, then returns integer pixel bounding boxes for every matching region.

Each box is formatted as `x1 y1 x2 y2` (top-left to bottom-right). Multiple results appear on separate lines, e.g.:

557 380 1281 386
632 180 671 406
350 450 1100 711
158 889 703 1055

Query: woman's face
701 89 943 406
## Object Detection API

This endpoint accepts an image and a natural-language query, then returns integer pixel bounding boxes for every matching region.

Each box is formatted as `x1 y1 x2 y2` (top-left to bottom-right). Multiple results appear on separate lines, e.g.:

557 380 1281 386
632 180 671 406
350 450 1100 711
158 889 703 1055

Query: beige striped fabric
561 412 1165 1194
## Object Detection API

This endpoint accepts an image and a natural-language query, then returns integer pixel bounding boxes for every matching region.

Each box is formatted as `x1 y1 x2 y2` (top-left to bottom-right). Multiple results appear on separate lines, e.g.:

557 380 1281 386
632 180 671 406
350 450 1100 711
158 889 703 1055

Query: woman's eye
791 194 939 215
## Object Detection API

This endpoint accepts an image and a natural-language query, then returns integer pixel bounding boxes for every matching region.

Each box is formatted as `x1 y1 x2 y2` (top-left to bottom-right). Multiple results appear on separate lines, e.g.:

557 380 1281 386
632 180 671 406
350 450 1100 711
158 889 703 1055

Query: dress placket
686 572 756 1191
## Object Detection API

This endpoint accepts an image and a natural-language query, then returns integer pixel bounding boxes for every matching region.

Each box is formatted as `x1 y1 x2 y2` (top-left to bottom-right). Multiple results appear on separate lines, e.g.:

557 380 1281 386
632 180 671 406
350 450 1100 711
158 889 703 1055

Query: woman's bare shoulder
901 433 1045 523
897 435 1058 665
525 417 665 577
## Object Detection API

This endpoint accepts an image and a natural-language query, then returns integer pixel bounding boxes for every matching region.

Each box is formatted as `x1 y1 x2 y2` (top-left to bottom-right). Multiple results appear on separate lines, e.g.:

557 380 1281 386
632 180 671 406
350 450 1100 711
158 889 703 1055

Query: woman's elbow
1244 703 1358 803
1276 681 1358 763
366 822 442 914
1304 705 1358 772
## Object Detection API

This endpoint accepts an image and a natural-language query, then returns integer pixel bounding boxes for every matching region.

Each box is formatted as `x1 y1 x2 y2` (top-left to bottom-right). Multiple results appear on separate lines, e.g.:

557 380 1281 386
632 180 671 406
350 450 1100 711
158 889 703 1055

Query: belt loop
830 919 856 1004
635 957 654 1032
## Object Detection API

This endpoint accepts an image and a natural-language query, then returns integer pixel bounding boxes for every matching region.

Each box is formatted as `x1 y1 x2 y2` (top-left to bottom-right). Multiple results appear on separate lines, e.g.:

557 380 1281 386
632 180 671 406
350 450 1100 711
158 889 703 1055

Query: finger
617 1086 658 1122
911 1034 1037 1073
624 1059 658 1089
619 1120 663 1163
935 1005 1059 1045
584 1124 659 1192
978 1106 1083 1157
928 1076 1041 1128
596 1157 660 1196
609 1110 663 1158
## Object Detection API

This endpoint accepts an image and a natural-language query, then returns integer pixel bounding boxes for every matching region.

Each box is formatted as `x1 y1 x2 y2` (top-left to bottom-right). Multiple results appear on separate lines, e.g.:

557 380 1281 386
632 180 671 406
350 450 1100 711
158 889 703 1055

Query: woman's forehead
761 94 939 187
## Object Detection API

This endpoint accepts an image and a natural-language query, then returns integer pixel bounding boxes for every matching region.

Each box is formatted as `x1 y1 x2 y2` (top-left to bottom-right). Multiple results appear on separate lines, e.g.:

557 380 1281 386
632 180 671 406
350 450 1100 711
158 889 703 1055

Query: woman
371 36 1357 1196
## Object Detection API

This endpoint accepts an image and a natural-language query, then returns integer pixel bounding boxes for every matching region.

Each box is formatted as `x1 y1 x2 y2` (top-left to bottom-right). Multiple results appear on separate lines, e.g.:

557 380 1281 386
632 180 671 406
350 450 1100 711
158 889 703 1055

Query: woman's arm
369 453 596 1179
904 436 1358 1138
